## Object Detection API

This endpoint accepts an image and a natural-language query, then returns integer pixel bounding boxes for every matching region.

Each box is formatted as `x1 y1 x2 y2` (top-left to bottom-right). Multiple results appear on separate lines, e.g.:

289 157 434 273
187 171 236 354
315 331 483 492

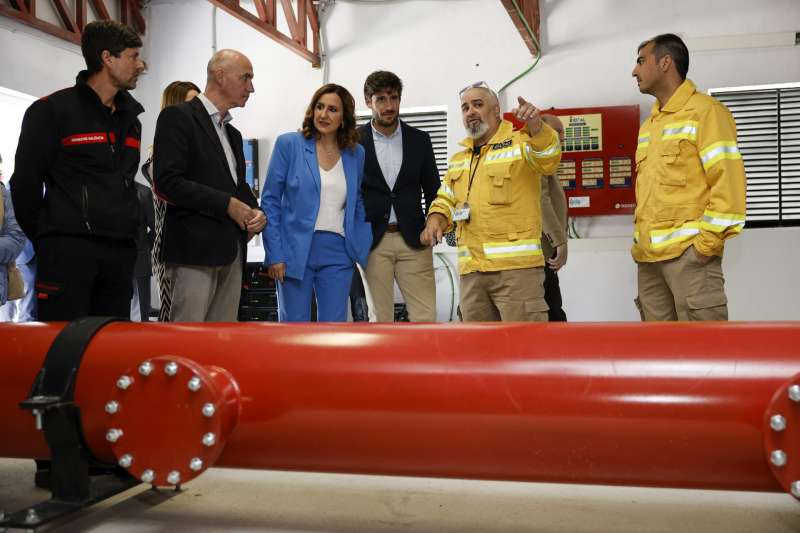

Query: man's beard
466 119 489 139
373 113 398 129
112 72 138 91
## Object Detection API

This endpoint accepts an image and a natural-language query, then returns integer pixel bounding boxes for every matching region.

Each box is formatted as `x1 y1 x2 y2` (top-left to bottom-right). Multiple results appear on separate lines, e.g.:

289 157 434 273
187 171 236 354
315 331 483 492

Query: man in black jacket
359 71 441 322
11 20 145 321
153 49 264 322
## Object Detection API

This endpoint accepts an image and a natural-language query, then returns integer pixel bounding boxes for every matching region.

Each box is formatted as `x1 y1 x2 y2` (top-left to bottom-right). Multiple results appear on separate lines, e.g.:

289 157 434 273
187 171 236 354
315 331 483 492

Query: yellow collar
651 79 697 115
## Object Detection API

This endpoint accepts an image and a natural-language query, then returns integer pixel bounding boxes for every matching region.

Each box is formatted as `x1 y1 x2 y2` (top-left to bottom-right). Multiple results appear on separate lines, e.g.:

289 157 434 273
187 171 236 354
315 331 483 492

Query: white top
197 93 238 184
372 121 403 223
314 158 346 235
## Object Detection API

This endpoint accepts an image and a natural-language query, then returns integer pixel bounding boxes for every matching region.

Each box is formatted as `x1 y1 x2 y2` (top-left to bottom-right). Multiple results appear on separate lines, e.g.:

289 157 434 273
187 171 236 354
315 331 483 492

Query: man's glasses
459 81 497 99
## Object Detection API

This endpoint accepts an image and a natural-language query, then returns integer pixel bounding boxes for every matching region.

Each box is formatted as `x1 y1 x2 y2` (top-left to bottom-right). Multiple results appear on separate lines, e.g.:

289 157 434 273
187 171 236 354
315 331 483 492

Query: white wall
0 16 85 98
1 0 798 320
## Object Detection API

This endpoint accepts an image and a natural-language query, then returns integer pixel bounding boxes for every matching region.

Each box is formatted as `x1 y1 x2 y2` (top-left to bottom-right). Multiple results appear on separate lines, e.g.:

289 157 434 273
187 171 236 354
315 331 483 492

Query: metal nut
105 428 123 443
116 376 133 390
118 454 133 468
141 469 155 483
190 457 204 471
105 401 119 414
188 376 202 392
202 403 216 417
167 470 181 485
202 432 216 447
771 450 787 467
165 362 178 376
138 361 154 376
25 508 38 524
792 480 800 498
789 384 800 402
770 414 787 432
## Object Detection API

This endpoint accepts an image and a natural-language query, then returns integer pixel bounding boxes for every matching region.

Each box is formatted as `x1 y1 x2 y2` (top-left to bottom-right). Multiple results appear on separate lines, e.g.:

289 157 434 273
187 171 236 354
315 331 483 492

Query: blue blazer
261 132 372 280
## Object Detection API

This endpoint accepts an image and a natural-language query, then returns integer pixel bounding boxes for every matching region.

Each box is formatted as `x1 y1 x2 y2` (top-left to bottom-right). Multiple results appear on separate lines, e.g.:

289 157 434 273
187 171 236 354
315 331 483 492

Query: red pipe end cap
764 373 800 499
104 356 233 487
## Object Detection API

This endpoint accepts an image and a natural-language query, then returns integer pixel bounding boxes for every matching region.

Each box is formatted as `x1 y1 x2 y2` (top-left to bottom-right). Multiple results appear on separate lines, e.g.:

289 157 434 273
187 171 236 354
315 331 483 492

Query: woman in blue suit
262 84 372 322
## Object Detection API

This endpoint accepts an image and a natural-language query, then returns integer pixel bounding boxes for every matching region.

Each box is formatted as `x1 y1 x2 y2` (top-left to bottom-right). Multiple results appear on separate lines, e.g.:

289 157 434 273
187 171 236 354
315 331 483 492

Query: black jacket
359 121 440 249
153 97 258 267
134 182 155 278
10 71 143 243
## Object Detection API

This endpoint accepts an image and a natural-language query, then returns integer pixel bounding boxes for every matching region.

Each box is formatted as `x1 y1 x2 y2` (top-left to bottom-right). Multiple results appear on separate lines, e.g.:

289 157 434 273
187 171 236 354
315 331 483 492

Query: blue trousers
277 231 354 322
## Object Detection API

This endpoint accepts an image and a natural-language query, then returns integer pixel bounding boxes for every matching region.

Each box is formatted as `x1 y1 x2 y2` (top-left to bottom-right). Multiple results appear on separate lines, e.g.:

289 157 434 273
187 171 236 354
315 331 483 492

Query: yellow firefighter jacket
429 120 562 275
633 79 746 263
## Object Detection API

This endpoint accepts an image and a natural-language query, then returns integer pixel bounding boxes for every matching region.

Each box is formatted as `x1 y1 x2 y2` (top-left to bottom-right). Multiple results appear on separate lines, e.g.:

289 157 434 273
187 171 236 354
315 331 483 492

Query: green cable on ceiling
498 0 542 95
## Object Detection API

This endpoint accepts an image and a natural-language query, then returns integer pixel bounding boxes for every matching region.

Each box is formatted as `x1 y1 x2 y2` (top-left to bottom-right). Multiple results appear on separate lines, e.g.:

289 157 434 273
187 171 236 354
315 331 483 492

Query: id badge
453 202 471 222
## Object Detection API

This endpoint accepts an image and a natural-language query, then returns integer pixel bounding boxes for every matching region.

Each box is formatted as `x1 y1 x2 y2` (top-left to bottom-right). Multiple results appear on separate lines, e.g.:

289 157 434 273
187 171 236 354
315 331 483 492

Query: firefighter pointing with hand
420 83 561 322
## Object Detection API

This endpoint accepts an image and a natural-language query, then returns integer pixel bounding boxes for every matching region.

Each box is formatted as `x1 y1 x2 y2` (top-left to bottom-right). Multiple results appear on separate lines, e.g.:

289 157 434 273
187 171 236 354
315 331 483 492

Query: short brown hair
363 70 403 100
160 81 201 110
81 20 142 74
301 84 359 150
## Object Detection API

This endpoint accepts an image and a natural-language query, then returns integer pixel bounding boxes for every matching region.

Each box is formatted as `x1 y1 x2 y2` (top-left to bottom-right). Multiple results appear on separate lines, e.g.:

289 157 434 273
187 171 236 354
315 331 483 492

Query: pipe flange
764 373 800 499
105 356 239 487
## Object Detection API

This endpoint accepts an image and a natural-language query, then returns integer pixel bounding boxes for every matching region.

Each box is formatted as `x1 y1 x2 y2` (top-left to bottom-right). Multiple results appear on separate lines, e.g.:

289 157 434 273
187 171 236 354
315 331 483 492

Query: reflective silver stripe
430 199 454 219
700 142 740 167
701 214 745 229
662 125 697 138
525 141 560 158
485 146 521 162
438 183 455 201
483 242 542 255
649 227 700 246
448 160 470 171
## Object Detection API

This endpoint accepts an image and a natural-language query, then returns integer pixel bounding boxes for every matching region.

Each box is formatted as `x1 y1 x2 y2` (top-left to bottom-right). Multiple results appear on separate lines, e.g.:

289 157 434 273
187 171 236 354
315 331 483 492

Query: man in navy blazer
154 49 265 322
359 71 441 322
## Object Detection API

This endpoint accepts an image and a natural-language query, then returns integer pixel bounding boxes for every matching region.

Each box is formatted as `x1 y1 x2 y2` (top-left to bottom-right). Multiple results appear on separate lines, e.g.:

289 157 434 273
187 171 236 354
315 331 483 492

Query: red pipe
1 322 799 494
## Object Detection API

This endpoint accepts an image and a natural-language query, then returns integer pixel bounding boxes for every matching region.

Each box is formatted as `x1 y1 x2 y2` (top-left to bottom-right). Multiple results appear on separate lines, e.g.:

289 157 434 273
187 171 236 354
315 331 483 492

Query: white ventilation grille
356 106 449 180
709 83 800 226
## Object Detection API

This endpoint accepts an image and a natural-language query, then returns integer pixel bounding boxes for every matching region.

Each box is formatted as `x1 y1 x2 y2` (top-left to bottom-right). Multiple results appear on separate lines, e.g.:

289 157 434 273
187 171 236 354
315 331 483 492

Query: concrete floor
1 458 799 532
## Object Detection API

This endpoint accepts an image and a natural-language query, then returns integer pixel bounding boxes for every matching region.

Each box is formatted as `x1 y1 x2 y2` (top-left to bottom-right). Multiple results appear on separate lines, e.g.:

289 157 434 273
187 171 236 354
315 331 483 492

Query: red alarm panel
546 105 640 217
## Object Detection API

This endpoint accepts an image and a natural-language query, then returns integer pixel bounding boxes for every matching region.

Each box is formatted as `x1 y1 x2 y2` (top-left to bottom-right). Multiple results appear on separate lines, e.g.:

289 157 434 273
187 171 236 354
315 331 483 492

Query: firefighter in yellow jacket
632 34 746 321
420 83 561 321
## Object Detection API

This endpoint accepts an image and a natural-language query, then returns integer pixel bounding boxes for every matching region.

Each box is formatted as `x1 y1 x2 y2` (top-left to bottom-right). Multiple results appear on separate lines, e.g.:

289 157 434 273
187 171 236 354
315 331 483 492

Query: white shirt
372 121 403 224
314 158 346 235
197 93 238 184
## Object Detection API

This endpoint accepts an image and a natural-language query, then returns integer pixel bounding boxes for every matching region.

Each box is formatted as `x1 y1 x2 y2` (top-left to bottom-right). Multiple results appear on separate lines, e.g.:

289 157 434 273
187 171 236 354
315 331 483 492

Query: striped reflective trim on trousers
700 141 741 171
483 239 543 258
649 222 701 249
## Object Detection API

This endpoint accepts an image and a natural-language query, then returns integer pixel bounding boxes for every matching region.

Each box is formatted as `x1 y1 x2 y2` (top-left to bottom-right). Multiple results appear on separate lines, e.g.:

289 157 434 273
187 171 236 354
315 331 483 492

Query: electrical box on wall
547 105 640 217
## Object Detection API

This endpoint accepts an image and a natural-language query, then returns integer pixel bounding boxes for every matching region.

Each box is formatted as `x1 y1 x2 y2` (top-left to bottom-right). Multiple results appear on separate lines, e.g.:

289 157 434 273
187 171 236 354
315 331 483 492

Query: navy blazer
261 132 372 280
359 121 440 250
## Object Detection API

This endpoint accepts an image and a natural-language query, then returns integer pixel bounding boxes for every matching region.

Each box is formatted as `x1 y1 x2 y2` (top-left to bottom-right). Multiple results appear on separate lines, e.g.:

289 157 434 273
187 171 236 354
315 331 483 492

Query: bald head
203 48 254 114
207 49 249 82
